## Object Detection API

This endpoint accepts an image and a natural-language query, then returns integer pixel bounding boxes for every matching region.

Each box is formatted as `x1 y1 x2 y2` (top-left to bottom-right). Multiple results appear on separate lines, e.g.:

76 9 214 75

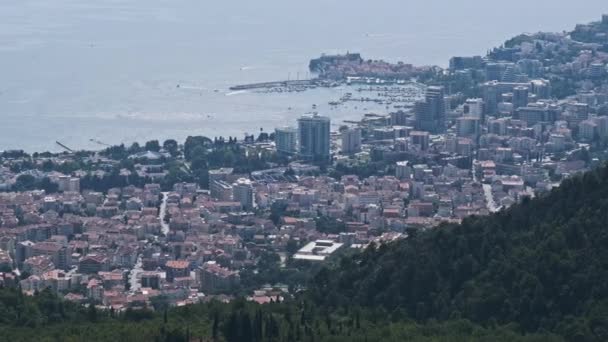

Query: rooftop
293 239 344 262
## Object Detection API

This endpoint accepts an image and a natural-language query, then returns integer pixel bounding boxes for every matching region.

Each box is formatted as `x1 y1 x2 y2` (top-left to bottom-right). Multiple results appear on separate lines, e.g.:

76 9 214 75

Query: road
159 191 170 236
473 159 500 213
482 184 500 213
128 255 143 292
128 192 169 293
525 186 536 199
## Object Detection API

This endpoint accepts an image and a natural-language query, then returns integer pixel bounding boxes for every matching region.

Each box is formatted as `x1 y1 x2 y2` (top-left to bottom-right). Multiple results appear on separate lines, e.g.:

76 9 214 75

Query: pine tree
87 304 97 322
212 312 219 341
253 309 263 342
223 312 238 342
240 311 252 342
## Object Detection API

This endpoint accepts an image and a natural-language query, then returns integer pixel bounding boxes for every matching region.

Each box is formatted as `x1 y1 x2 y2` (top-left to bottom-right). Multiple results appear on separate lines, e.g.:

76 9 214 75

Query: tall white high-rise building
275 127 297 154
341 127 362 154
395 161 412 180
512 86 529 110
594 116 608 138
464 98 484 119
456 116 481 138
415 86 446 133
232 178 254 210
298 114 331 161
579 120 598 141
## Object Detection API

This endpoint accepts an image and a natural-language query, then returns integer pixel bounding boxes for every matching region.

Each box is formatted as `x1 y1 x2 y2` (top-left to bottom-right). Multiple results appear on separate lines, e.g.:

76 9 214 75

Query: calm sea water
0 0 606 152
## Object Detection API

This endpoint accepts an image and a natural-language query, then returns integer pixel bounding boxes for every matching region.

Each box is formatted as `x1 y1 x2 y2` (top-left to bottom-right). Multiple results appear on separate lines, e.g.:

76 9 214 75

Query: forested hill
310 165 608 341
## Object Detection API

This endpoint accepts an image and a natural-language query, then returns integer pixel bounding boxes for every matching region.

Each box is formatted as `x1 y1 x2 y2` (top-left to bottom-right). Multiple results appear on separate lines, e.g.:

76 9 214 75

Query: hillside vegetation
311 165 608 341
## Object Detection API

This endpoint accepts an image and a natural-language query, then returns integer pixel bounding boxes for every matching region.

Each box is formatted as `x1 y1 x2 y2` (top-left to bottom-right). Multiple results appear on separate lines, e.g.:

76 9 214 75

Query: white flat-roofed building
293 240 344 262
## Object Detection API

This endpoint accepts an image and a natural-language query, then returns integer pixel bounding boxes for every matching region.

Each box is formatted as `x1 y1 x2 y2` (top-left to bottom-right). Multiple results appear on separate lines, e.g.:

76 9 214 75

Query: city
1 11 608 342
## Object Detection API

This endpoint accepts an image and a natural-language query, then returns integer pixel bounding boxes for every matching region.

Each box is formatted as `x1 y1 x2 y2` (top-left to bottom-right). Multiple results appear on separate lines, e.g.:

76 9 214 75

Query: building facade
341 127 362 154
415 86 446 133
275 127 298 155
232 178 254 210
298 114 331 161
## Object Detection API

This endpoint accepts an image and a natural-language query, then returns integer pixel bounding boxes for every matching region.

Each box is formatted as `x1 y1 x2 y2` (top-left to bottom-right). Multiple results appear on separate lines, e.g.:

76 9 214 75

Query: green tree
145 140 161 152
163 139 179 156
13 174 36 191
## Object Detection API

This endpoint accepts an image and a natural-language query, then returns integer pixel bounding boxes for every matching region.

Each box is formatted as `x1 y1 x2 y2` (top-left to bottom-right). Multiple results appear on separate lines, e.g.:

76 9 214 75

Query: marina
229 69 425 112
229 79 323 91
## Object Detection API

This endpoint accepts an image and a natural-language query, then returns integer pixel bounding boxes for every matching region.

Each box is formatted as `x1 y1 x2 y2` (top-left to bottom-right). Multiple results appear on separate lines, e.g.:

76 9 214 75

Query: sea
0 0 606 152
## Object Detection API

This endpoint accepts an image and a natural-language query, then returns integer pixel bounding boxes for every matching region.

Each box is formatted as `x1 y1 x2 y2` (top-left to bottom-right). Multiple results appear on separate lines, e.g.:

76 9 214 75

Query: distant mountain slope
310 165 608 341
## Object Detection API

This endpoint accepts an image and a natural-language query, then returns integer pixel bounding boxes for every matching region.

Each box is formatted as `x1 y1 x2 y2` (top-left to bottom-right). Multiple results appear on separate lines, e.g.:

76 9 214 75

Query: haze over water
1 0 606 152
